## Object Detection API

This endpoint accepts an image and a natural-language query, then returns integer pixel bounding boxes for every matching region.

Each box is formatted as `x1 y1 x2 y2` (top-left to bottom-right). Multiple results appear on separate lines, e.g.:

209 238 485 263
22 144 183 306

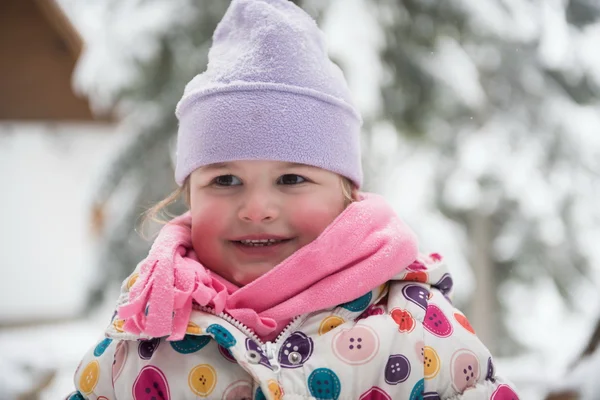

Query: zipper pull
263 341 281 373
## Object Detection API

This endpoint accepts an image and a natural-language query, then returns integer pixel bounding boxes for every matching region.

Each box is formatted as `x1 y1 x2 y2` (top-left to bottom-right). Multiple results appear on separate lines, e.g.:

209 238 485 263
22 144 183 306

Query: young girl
68 0 519 398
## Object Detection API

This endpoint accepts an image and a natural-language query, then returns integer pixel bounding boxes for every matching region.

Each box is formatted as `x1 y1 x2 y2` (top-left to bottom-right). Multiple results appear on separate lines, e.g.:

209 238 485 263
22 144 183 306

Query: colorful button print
138 338 160 359
133 365 170 400
450 349 480 393
340 291 372 312
170 334 211 354
391 308 415 333
308 368 341 400
206 324 236 348
409 379 424 400
78 360 100 395
188 364 217 397
404 271 429 283
423 346 440 380
486 357 496 382
332 325 379 365
113 319 125 333
491 384 520 400
423 305 453 338
268 380 283 400
67 391 85 400
359 386 392 400
454 312 476 334
423 392 441 400
278 331 314 369
186 321 202 335
415 340 425 363
245 338 271 369
435 273 453 295
112 341 128 384
384 354 411 385
93 338 112 357
402 284 429 310
223 380 253 400
218 344 237 363
127 272 139 290
319 316 345 335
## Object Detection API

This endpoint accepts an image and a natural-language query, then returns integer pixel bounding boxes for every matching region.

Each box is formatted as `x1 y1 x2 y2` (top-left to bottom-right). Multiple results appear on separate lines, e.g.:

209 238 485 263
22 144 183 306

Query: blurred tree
370 0 600 354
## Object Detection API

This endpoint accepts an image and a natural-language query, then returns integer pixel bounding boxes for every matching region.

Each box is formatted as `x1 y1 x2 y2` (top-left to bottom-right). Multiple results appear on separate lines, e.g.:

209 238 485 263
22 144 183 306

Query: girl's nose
237 190 280 223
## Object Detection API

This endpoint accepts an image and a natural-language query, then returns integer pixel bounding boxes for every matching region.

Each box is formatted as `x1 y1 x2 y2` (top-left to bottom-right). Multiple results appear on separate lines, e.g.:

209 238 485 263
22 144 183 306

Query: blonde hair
142 175 357 230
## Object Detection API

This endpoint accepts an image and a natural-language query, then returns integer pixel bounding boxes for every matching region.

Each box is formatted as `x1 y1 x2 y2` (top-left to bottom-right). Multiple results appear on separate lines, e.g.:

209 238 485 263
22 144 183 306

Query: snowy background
1 0 600 399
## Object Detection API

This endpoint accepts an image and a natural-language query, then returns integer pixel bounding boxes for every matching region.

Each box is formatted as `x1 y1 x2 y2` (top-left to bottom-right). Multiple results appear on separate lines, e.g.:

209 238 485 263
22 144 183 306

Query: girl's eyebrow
201 162 232 171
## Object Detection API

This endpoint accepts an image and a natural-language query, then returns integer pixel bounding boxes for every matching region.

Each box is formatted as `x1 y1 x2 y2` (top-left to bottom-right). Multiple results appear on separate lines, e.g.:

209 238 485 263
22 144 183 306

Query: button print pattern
402 284 429 310
359 386 392 400
170 334 211 354
384 354 411 385
435 273 453 295
454 312 476 334
308 368 341 400
409 379 424 400
138 338 160 359
267 379 283 400
278 331 313 368
112 341 128 384
206 324 236 348
450 349 480 393
423 346 440 380
423 304 453 338
222 380 253 400
319 316 345 335
133 365 170 400
245 338 271 369
491 384 520 399
93 338 112 357
486 357 496 383
218 344 237 363
339 291 372 312
332 325 379 365
79 360 100 395
391 308 415 333
188 364 217 397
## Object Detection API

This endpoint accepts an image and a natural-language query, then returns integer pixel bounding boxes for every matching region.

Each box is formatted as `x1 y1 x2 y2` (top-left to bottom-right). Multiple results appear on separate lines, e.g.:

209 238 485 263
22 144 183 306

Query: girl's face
189 160 348 286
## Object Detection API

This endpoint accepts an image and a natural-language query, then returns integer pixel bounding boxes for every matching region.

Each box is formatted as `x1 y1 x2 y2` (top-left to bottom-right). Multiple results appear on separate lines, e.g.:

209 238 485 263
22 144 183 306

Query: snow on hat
174 0 363 187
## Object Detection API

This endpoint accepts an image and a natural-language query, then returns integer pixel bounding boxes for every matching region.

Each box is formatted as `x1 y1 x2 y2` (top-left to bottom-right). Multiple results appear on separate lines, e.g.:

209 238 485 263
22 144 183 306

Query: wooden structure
0 0 99 120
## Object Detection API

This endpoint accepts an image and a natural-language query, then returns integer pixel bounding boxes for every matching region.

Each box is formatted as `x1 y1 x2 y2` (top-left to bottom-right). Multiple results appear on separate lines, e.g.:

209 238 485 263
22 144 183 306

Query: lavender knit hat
174 0 363 187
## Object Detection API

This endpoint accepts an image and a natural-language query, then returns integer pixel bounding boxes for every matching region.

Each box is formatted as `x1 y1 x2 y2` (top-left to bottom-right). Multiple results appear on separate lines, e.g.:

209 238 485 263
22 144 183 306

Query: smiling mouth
234 239 292 247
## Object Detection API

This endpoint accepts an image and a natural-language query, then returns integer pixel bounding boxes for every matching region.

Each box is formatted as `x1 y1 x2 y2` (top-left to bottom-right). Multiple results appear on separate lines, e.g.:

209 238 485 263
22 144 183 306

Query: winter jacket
67 254 519 399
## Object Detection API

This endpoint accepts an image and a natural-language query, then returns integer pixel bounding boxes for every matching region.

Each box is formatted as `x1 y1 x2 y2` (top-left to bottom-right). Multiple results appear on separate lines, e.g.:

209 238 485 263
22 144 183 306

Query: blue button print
308 368 341 400
93 338 112 357
67 392 85 400
409 379 425 400
255 386 267 400
206 324 237 348
339 291 372 312
170 334 211 354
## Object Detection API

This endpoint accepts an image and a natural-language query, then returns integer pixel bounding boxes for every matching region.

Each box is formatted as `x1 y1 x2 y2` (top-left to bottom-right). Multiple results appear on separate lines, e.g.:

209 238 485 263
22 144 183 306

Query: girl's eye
212 175 242 186
278 174 306 185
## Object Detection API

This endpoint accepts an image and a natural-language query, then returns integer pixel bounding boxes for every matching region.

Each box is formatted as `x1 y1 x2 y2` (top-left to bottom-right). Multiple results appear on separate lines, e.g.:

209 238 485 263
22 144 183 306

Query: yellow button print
79 360 100 394
424 346 441 380
186 321 202 335
188 364 217 397
268 380 283 400
318 316 345 335
126 272 139 290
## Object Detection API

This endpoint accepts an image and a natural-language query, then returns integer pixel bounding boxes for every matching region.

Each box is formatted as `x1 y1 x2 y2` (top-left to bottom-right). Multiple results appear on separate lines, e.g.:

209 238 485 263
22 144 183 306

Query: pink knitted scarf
118 193 418 341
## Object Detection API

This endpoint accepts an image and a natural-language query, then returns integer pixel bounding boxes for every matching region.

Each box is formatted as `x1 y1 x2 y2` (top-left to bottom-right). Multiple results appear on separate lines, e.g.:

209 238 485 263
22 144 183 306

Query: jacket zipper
191 303 307 373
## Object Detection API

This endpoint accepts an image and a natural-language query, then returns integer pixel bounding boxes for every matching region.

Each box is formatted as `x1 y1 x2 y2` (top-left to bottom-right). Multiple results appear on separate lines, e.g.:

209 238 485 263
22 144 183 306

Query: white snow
0 122 118 322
